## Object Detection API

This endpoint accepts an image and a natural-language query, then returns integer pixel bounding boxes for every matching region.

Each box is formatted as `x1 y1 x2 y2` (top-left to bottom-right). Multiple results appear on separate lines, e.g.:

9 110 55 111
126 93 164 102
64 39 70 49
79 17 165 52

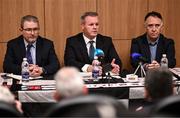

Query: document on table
6 73 43 81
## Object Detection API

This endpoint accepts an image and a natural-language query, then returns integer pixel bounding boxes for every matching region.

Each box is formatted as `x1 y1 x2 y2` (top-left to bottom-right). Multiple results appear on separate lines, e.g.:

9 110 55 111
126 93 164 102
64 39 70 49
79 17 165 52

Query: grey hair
55 67 85 99
80 11 98 24
0 86 15 103
21 15 39 28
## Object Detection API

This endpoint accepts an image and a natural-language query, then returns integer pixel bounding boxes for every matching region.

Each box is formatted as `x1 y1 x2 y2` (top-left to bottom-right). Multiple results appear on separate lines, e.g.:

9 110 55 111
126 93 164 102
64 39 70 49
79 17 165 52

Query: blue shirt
147 38 159 62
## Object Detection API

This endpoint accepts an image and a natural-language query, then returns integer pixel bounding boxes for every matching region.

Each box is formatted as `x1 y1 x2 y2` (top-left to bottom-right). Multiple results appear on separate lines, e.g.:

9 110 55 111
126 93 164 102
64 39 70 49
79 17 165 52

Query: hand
14 100 23 114
87 65 93 72
146 60 160 70
152 60 160 68
29 64 37 72
111 58 120 74
29 65 43 77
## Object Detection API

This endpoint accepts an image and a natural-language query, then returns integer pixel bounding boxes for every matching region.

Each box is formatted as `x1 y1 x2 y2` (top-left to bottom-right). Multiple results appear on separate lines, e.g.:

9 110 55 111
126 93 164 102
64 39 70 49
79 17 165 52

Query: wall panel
113 39 132 70
0 0 45 42
97 0 148 39
0 43 7 72
44 0 96 65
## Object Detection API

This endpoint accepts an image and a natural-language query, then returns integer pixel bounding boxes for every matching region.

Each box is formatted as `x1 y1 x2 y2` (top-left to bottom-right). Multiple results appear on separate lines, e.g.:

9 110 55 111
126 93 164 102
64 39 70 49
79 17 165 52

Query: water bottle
92 56 100 81
21 58 30 82
160 54 168 69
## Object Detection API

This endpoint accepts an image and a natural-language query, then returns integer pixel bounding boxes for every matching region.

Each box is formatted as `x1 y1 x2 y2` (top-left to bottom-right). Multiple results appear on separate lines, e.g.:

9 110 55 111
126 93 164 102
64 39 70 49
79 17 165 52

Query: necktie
26 44 33 64
89 41 95 61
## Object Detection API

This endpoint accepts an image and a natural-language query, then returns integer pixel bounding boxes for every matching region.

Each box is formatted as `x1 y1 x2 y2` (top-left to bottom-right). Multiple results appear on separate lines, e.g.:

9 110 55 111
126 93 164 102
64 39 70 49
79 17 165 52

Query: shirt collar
23 39 36 48
83 34 96 45
147 36 159 46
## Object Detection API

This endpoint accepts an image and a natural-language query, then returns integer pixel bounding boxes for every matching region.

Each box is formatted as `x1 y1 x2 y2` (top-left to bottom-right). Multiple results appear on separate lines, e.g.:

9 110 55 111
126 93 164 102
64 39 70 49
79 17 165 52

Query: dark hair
81 12 98 23
21 15 39 28
145 68 173 101
144 11 163 21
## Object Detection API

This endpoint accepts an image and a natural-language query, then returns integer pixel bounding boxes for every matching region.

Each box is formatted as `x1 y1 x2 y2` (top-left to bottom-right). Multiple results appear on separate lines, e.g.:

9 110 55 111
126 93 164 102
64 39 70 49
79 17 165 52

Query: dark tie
26 44 33 64
89 41 95 61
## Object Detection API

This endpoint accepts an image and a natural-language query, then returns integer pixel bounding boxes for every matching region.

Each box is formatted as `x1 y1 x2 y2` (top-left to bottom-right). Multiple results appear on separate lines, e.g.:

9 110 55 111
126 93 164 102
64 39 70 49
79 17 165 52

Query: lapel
155 34 164 61
96 34 103 49
141 34 151 63
18 36 26 59
35 37 42 65
78 33 90 62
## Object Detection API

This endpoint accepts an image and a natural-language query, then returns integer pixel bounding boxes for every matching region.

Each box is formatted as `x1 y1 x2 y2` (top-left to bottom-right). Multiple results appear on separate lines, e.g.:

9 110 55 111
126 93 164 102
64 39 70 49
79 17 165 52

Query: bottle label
22 71 29 82
92 69 99 79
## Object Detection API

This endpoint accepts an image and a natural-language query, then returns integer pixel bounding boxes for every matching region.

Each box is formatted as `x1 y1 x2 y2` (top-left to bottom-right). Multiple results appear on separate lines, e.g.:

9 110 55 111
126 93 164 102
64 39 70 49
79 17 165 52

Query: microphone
94 49 104 58
94 49 112 74
94 49 105 63
131 53 147 63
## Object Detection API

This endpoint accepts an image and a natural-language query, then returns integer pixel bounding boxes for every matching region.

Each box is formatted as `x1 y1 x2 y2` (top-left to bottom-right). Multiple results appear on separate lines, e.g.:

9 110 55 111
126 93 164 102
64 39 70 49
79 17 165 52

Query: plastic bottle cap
94 56 98 60
162 54 166 57
23 58 27 61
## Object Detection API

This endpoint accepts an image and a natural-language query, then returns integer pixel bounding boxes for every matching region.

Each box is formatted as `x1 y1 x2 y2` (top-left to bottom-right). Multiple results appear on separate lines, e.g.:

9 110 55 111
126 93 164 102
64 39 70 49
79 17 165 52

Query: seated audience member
64 11 122 74
53 67 88 101
136 68 174 115
0 86 23 115
3 15 60 77
130 11 176 70
47 94 129 117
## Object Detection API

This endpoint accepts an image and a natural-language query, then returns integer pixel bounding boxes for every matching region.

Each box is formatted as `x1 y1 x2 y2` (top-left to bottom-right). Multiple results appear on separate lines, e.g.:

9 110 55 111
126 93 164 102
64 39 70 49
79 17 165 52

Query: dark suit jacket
3 35 60 76
64 33 122 71
130 33 176 68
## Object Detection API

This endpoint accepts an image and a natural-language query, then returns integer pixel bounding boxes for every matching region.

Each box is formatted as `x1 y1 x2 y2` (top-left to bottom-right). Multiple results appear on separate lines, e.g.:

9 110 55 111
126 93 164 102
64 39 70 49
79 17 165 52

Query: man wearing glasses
3 15 60 77
130 11 176 70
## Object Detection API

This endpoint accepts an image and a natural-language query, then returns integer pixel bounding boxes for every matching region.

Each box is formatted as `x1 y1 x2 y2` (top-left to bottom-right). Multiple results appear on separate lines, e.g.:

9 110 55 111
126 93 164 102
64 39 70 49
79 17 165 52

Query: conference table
17 77 146 116
1 69 180 116
18 78 145 102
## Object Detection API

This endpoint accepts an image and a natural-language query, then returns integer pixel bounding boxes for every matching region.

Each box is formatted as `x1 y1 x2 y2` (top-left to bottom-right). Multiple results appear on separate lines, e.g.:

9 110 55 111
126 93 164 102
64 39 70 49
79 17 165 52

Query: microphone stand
134 61 146 77
106 72 111 87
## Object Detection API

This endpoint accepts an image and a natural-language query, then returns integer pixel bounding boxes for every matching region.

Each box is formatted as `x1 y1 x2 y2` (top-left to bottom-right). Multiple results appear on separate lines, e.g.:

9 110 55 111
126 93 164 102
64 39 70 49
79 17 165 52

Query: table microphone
131 52 147 63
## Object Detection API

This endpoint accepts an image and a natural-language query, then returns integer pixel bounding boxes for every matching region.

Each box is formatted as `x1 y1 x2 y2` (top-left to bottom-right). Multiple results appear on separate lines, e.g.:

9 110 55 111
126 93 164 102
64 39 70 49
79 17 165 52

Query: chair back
0 101 22 117
45 94 128 117
152 95 180 117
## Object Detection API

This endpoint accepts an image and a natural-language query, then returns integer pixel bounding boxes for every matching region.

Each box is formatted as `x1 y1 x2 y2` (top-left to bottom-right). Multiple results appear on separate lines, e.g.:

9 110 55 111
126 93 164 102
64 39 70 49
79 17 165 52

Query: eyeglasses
23 28 40 33
146 24 162 29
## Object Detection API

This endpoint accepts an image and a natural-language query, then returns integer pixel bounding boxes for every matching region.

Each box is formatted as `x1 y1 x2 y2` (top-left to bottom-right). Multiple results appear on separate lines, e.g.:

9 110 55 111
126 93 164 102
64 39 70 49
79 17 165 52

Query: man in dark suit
64 12 122 74
3 15 60 77
131 11 176 70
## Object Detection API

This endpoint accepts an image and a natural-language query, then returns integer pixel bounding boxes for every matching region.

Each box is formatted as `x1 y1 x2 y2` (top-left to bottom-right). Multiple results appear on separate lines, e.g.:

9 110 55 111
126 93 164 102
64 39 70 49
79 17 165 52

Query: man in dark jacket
3 15 60 77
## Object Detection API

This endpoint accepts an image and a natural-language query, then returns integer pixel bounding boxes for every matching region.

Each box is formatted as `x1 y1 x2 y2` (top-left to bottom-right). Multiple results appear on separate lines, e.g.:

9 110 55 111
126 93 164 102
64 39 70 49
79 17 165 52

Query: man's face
20 21 39 43
81 16 99 39
145 16 163 41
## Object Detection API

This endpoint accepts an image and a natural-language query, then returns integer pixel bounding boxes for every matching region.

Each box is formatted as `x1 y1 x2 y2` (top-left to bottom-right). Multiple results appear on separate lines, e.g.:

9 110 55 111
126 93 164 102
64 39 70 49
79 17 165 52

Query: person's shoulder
160 34 174 43
96 34 113 44
67 33 83 40
97 34 112 39
7 35 23 45
132 33 146 41
38 36 53 43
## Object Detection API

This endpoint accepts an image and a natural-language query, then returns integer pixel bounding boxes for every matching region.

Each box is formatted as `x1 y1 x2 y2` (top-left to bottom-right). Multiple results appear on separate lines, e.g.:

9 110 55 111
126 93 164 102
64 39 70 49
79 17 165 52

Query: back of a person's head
145 68 173 101
0 86 15 103
46 94 129 117
54 67 87 100
0 86 21 117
